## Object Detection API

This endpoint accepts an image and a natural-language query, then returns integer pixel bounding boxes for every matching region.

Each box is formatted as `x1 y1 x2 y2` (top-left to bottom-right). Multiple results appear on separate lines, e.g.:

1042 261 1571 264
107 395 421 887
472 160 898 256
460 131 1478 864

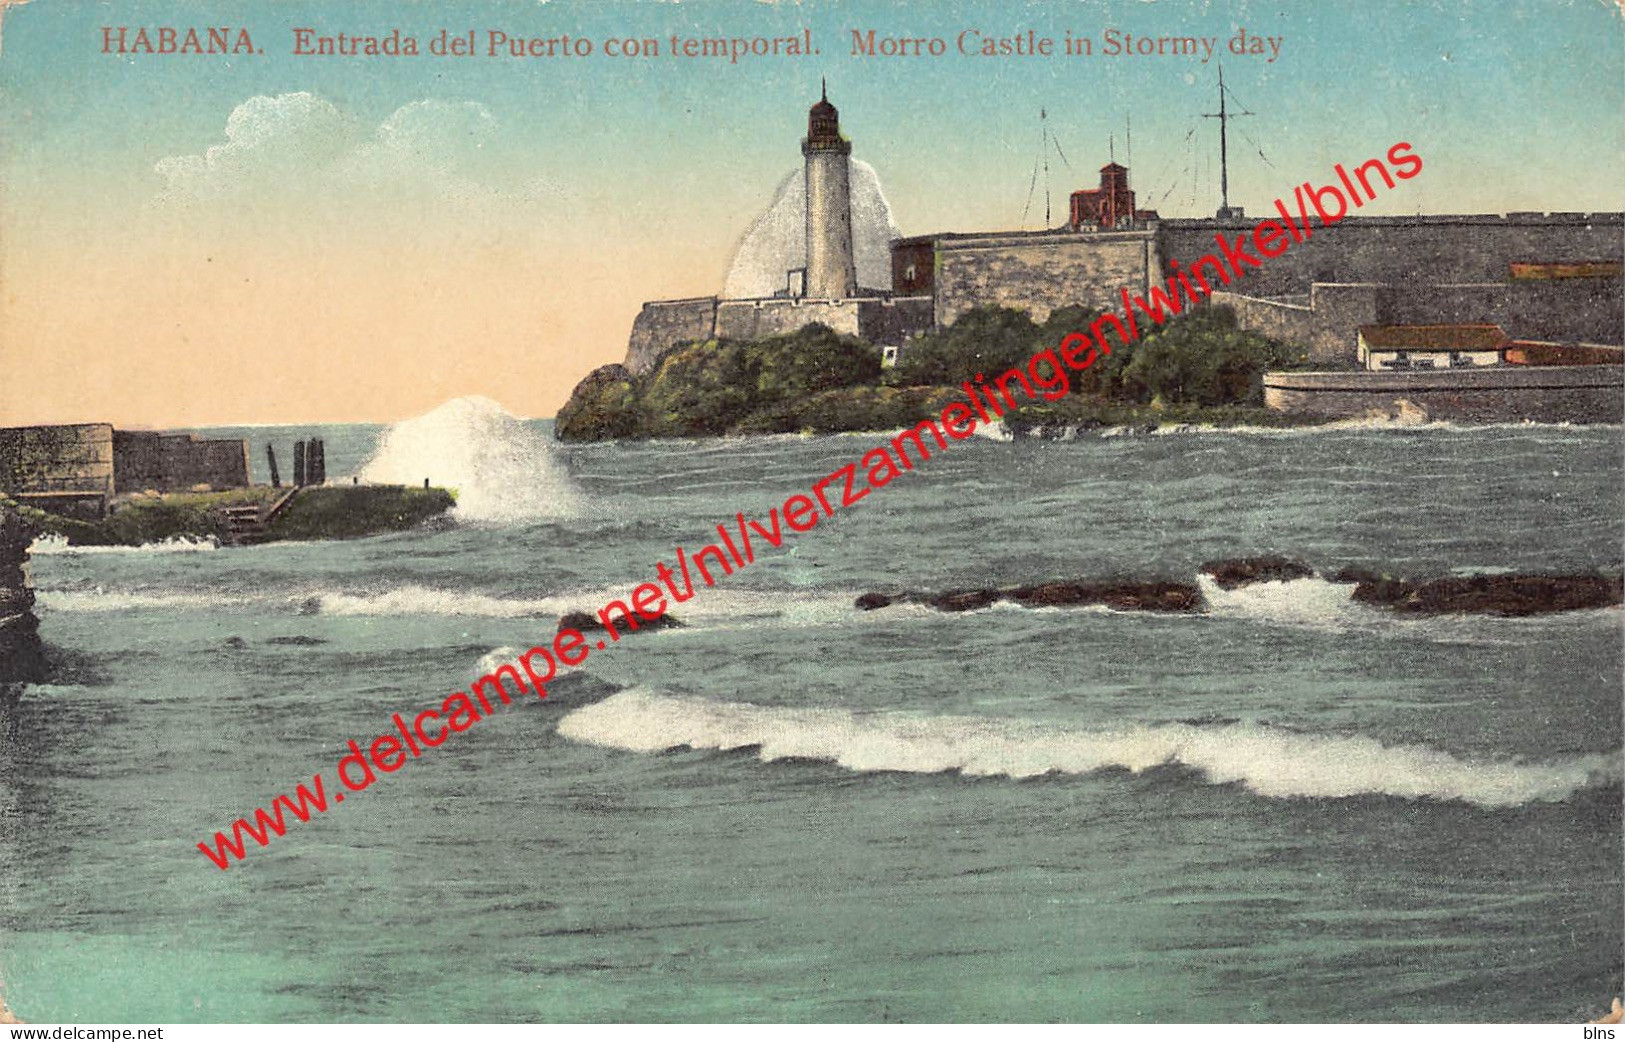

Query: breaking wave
307 586 557 618
558 688 1622 808
723 160 901 298
28 534 219 554
356 396 582 523
1196 574 1364 630
308 584 852 623
34 589 241 612
36 582 853 626
1192 574 1621 641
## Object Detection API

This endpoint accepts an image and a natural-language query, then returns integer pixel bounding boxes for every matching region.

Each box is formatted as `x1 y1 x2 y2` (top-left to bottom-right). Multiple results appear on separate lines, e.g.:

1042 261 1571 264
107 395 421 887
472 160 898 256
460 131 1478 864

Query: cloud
152 93 556 226
154 92 357 201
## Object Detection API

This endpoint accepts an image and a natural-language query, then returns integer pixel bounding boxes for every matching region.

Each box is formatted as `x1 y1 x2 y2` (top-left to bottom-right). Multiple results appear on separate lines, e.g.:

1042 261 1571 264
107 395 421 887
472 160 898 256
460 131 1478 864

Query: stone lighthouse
802 82 857 299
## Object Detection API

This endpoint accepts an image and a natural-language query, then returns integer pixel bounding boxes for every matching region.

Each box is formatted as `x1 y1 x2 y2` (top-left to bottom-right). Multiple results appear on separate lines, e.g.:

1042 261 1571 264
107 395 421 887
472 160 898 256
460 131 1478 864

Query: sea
1 396 1620 1023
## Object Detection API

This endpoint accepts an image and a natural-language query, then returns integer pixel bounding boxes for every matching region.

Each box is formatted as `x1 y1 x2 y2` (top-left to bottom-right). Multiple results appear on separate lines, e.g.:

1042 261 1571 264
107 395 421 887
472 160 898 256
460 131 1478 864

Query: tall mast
1203 65 1251 217
1218 67 1229 212
1042 108 1051 227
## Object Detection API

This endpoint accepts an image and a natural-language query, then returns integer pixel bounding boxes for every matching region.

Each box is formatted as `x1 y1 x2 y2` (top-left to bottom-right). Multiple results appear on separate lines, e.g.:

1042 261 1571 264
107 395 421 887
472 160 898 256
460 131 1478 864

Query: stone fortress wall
0 423 251 519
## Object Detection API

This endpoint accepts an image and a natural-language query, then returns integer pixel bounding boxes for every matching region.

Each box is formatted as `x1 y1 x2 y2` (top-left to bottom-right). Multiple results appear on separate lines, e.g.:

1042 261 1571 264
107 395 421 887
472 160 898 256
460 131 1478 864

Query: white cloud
152 93 556 224
154 92 357 200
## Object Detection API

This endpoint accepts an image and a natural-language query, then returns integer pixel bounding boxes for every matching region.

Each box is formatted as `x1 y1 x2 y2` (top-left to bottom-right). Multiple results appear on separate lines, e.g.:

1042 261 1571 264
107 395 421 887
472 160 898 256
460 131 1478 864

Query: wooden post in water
312 439 326 485
293 441 306 487
266 445 281 489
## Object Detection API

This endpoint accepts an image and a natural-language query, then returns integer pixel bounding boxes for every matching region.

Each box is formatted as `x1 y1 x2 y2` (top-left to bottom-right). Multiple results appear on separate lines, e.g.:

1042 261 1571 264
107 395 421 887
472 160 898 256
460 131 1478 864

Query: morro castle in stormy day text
575 86 1623 428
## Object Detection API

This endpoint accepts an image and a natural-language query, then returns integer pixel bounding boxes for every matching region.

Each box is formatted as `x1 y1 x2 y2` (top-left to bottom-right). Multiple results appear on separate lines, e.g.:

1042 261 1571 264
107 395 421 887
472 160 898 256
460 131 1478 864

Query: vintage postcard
0 0 1621 1026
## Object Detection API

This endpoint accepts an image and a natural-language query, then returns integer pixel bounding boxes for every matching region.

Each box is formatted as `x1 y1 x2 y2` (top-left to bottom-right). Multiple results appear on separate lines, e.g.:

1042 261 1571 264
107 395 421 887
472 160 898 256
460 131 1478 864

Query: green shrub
889 306 1041 387
1121 306 1300 406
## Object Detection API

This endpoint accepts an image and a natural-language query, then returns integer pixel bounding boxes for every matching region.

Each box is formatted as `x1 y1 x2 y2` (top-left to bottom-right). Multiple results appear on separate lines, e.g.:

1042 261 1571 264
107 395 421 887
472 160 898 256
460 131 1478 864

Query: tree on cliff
888 306 1040 388
1121 306 1301 406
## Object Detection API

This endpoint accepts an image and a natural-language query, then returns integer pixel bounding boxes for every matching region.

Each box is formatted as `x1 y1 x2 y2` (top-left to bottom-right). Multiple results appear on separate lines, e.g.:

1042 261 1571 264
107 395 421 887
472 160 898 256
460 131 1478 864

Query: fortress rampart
112 431 250 493
1262 364 1624 423
0 423 252 519
626 298 719 375
625 211 1623 376
1157 212 1623 295
925 230 1160 327
625 294 933 375
717 296 933 344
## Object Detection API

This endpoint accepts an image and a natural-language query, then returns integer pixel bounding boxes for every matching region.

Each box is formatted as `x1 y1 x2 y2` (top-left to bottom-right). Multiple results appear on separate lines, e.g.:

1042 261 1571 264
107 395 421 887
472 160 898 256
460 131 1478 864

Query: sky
0 0 1621 426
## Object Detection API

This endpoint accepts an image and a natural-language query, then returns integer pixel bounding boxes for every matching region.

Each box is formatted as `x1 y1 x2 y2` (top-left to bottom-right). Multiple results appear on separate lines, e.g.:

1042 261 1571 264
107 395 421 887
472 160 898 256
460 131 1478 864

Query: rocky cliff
0 504 46 685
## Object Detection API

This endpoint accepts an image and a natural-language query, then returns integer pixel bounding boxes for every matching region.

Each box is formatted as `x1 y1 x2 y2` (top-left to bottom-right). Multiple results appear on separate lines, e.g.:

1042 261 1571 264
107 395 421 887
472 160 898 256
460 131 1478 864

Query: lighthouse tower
802 82 857 299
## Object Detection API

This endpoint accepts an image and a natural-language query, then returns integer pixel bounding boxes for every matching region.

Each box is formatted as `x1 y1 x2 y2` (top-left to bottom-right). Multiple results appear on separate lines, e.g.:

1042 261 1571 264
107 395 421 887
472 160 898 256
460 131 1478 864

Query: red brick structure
1069 163 1159 231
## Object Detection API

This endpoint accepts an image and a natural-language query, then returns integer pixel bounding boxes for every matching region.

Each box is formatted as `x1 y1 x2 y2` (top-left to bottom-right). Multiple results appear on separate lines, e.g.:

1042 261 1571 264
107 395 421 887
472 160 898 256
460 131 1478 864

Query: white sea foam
972 419 1012 442
28 534 219 555
307 586 558 618
559 688 1621 808
35 589 246 612
475 646 522 677
33 579 854 623
1193 573 1621 643
723 161 900 299
1196 574 1363 630
356 395 582 523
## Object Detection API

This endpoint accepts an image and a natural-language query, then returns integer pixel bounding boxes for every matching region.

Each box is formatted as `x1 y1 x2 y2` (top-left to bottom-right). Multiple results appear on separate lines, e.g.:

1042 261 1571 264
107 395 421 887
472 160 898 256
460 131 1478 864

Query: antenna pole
1042 110 1051 226
1217 66 1229 213
1202 64 1251 217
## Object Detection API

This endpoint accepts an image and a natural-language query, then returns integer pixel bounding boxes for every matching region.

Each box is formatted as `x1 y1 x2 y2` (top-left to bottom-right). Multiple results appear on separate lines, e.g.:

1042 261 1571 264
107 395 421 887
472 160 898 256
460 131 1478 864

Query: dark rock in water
855 592 899 611
1328 566 1383 586
0 620 47 684
223 636 248 649
1351 573 1623 616
1099 581 1202 613
1345 575 1414 606
927 589 1000 612
1002 582 1094 607
856 579 1203 615
266 635 329 646
1003 580 1202 613
558 609 681 633
1201 556 1316 590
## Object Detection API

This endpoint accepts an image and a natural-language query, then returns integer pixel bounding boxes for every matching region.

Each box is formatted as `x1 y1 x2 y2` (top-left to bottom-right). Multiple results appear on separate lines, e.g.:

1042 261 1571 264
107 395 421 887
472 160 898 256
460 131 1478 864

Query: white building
1356 324 1509 371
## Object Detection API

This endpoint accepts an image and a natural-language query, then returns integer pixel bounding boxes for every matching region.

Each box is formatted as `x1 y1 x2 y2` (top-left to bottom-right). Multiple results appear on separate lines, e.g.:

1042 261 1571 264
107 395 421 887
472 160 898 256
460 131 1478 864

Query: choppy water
2 402 1621 1022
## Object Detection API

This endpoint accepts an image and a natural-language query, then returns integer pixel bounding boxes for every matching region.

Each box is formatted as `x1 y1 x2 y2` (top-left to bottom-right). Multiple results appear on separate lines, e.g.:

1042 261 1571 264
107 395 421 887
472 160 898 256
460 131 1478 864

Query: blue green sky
1 0 1621 424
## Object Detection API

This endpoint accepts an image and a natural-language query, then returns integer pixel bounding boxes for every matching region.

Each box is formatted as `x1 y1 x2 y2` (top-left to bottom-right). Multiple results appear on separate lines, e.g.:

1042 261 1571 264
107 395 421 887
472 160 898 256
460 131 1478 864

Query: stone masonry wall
933 231 1158 327
0 424 115 498
1158 214 1623 298
625 298 719 375
1211 285 1381 364
1263 365 1624 423
112 431 250 492
716 298 865 342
